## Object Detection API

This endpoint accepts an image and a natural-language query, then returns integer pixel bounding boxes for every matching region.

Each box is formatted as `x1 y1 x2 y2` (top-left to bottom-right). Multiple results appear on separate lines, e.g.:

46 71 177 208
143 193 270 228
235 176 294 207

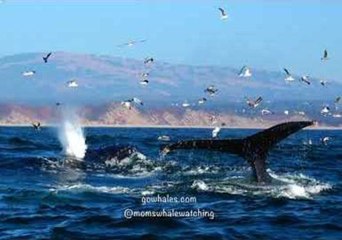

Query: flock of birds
20 6 339 145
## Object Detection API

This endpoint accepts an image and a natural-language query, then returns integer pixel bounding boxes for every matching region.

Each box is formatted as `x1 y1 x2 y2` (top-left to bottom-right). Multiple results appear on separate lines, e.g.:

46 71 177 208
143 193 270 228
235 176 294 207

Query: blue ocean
0 126 341 239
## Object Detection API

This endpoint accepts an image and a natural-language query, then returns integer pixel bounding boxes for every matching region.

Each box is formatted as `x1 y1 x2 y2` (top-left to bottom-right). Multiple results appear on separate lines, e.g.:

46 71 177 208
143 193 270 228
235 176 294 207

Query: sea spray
58 109 87 159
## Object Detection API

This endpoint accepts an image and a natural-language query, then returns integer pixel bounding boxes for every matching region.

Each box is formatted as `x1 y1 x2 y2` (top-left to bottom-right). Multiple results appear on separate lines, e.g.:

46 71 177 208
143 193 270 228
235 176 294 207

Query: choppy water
0 127 341 239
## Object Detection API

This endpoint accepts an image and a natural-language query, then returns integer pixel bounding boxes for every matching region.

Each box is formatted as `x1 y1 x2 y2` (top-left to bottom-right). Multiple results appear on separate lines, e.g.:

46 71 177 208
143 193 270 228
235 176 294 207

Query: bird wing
324 49 328 58
239 66 246 75
255 97 263 104
218 8 225 15
133 97 143 105
283 68 290 75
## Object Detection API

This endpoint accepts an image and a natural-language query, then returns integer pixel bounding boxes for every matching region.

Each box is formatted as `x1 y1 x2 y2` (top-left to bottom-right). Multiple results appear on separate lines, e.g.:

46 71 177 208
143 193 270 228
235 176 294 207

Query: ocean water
0 126 341 239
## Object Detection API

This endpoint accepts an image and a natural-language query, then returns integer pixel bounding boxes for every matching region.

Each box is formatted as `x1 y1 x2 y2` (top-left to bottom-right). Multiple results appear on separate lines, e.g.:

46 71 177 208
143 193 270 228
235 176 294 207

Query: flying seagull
121 98 143 110
261 109 273 115
144 57 154 65
320 80 328 86
296 111 306 116
117 39 146 48
43 52 52 63
300 75 311 85
22 71 36 77
132 97 143 106
204 85 218 96
321 106 330 116
67 80 78 88
246 96 263 108
141 72 149 78
321 49 329 61
218 7 228 20
121 101 132 110
182 102 190 108
32 122 41 131
198 97 207 105
283 68 295 82
139 79 149 85
239 66 252 78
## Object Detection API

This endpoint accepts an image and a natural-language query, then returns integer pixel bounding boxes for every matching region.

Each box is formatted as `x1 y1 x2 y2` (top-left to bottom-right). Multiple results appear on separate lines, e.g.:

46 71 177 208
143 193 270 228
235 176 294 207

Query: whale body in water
161 121 314 183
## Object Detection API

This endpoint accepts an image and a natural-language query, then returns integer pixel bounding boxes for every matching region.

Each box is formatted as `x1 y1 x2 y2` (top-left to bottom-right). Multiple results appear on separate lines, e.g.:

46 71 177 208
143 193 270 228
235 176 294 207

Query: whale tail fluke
161 121 314 183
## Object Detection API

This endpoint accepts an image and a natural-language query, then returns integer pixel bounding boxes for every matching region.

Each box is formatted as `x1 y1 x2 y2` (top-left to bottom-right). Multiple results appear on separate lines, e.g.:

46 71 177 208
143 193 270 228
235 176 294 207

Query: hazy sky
0 0 341 81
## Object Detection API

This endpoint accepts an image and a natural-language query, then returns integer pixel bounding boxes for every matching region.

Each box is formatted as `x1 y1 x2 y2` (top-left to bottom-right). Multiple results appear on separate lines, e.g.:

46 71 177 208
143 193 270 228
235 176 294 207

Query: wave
189 170 332 199
1 137 52 150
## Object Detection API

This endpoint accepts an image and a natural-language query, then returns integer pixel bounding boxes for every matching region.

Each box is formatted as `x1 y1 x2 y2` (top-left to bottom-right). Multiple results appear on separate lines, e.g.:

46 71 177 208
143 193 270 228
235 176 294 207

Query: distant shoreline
0 123 341 130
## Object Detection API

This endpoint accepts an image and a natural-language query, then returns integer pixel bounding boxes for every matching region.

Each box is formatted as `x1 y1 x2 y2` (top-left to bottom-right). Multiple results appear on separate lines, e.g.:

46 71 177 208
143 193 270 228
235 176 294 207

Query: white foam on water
269 171 332 199
190 170 331 199
55 183 132 194
191 180 210 191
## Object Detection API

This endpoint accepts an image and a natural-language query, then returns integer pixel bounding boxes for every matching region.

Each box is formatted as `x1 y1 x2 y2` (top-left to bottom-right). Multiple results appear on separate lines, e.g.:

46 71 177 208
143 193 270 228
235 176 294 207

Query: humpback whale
161 121 314 183
84 145 138 163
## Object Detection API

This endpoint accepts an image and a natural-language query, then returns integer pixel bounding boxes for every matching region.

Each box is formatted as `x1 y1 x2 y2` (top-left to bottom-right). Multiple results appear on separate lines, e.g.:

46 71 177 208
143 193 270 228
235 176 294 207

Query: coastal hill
0 52 340 127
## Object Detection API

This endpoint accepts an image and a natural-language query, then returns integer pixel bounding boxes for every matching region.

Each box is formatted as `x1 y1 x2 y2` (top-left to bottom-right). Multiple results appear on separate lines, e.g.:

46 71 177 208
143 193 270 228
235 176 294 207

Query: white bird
246 96 263 108
284 110 289 115
121 98 143 110
295 111 306 116
320 80 328 86
300 75 311 85
321 49 329 61
198 97 207 105
321 106 330 115
144 57 154 65
121 101 132 110
322 137 331 145
182 102 190 108
132 97 143 105
212 127 221 138
22 71 36 77
332 113 342 118
283 68 295 82
139 79 149 85
117 39 146 48
204 85 218 96
67 80 78 88
141 72 149 78
158 135 170 141
239 66 252 78
261 109 273 115
218 7 228 20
